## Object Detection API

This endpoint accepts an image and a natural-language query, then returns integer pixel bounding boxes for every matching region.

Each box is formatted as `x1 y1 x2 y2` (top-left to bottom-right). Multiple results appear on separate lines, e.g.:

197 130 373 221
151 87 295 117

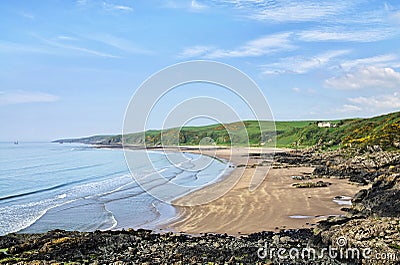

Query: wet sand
164 147 365 235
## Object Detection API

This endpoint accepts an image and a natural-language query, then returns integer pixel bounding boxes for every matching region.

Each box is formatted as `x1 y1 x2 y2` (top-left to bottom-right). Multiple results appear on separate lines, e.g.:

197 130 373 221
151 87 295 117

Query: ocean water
0 142 229 235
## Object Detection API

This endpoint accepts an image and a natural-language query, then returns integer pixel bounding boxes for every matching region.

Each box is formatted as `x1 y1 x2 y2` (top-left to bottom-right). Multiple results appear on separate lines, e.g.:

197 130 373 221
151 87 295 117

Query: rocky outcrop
310 152 400 264
313 150 399 184
351 173 400 217
292 180 331 188
275 149 400 185
315 217 400 265
0 229 338 264
268 149 400 264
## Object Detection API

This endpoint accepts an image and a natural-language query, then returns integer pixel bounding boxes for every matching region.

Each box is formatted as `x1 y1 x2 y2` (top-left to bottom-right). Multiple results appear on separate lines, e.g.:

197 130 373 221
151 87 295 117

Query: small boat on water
14 141 18 145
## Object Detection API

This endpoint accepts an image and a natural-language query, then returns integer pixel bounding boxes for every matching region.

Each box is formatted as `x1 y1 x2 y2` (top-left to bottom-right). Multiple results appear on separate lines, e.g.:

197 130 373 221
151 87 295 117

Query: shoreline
95 144 367 234
61 142 365 235
160 146 366 235
121 145 236 232
113 144 366 235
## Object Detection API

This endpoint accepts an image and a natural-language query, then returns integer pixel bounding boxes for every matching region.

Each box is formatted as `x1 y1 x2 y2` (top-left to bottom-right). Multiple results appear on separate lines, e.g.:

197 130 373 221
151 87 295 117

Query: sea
0 142 229 235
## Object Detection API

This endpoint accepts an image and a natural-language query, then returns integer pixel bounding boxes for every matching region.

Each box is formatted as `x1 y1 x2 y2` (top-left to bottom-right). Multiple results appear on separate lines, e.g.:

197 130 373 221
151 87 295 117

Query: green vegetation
54 111 400 151
389 244 400 250
126 121 272 146
276 111 400 150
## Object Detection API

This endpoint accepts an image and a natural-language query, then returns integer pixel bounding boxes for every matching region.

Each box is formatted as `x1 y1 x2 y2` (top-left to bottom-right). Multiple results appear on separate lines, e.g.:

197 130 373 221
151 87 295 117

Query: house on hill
317 121 333 128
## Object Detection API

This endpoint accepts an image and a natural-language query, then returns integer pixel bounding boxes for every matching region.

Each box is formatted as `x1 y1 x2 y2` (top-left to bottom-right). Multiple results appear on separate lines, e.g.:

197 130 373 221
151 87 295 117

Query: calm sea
0 142 229 235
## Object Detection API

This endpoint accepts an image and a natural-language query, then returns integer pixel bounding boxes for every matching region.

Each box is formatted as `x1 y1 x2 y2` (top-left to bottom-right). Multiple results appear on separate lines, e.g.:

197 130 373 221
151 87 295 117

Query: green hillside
123 121 273 146
277 112 400 150
54 111 400 151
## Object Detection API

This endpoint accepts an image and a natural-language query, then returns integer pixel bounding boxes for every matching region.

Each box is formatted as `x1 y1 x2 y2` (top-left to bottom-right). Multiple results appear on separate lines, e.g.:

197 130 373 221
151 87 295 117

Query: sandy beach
164 147 365 235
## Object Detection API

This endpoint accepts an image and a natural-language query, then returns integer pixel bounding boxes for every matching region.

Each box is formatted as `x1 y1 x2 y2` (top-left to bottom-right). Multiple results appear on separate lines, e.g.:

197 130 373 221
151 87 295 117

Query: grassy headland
55 111 400 151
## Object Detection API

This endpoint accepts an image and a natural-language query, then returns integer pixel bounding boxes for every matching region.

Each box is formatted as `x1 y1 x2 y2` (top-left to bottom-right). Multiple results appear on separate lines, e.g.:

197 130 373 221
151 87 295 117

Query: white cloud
325 66 400 90
65 44 120 58
292 87 301 93
179 46 214 58
113 5 133 12
162 0 207 11
385 3 400 24
179 33 294 59
0 91 59 106
0 36 122 58
339 54 399 71
76 0 133 12
289 87 318 94
88 34 152 54
251 1 348 22
102 2 133 12
33 34 121 58
262 50 349 75
19 11 35 19
212 0 352 22
298 28 394 42
191 0 208 10
54 42 120 58
390 11 400 24
76 0 87 6
384 2 393 12
209 0 391 32
57 35 77 41
347 93 400 110
209 33 294 58
336 104 362 113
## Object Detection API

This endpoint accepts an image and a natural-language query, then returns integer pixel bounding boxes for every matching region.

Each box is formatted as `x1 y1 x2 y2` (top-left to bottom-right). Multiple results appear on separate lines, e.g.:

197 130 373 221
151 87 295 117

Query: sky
0 0 400 141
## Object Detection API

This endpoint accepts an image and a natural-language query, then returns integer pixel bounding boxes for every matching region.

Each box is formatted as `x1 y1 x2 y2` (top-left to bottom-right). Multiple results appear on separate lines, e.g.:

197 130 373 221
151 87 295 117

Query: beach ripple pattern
123 61 276 206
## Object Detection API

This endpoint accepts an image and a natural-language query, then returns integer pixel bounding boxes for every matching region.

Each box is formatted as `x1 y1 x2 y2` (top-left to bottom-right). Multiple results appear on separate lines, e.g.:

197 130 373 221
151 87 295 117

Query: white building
317 122 332 128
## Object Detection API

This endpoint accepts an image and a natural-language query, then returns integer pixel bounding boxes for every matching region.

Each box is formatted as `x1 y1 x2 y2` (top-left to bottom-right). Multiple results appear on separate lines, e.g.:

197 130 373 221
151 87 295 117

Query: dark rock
351 173 400 217
293 181 330 188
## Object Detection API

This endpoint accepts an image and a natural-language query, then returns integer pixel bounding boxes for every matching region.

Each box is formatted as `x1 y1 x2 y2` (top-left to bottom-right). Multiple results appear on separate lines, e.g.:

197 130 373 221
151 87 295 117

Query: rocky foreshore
1 227 383 264
276 148 400 264
1 148 399 264
0 229 318 264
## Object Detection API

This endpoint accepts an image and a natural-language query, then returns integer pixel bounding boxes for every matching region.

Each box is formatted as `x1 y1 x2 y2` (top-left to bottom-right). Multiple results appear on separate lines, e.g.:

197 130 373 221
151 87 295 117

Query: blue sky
1 0 400 141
